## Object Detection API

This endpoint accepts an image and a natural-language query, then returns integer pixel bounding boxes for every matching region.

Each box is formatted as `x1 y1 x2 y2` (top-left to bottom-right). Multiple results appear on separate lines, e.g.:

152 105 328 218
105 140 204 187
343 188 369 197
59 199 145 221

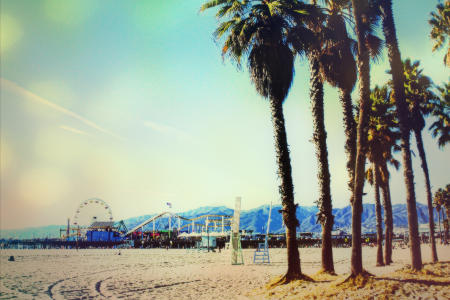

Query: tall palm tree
400 59 439 262
434 189 444 243
429 0 450 67
348 0 381 276
315 1 382 274
200 0 318 282
443 184 450 241
429 82 450 148
308 44 336 274
434 185 450 243
379 154 398 264
370 89 400 265
365 164 384 266
318 0 357 205
378 0 422 270
292 0 336 274
365 85 401 266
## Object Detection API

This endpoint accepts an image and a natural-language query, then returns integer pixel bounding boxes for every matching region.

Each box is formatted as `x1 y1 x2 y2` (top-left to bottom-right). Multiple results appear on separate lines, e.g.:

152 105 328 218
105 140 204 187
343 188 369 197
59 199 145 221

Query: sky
0 0 449 229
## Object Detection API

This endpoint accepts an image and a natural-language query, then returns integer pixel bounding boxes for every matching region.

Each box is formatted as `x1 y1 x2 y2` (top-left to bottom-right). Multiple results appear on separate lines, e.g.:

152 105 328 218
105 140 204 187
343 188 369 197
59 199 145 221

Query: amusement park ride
60 198 125 242
60 198 236 246
56 197 275 266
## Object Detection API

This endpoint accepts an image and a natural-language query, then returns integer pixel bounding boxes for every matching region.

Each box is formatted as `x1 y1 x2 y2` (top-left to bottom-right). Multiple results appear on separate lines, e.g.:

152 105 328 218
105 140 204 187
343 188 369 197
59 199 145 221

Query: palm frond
200 0 232 12
365 34 383 62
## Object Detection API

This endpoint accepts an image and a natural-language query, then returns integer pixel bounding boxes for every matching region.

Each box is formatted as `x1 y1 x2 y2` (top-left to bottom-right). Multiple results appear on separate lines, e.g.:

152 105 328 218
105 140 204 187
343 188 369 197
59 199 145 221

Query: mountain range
0 202 438 239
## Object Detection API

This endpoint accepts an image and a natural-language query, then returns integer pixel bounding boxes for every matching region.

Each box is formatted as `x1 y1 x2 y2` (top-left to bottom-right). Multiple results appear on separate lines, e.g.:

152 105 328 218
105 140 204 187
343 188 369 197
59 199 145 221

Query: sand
1 244 449 299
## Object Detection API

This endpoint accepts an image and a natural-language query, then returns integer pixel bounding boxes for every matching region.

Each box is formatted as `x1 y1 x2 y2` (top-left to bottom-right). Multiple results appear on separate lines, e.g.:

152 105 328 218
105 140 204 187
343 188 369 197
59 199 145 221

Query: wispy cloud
143 120 190 140
1 78 123 140
59 125 91 136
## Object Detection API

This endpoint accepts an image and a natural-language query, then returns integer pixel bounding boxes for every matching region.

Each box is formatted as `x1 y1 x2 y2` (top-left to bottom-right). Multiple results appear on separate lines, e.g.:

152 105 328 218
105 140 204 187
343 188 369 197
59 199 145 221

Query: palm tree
429 0 450 67
292 1 336 274
365 164 384 266
400 59 439 262
378 0 422 271
315 1 382 274
443 184 450 242
434 185 450 243
365 85 401 266
429 82 450 148
318 0 357 205
379 154 398 264
376 90 400 265
308 43 336 275
200 0 318 282
348 0 381 276
434 188 444 243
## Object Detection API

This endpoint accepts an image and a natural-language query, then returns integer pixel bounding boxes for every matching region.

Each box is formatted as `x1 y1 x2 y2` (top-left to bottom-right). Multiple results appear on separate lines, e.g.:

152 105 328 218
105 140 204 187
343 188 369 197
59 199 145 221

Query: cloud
1 78 123 140
143 120 190 140
59 125 91 136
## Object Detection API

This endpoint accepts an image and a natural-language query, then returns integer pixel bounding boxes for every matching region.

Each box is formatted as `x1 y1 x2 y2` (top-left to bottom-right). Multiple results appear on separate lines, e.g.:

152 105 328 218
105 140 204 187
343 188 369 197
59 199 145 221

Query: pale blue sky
1 0 449 229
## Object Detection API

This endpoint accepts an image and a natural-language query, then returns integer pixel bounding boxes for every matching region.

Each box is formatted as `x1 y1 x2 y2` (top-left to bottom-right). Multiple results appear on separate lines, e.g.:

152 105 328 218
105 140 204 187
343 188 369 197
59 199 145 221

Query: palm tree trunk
374 163 385 266
350 0 372 276
444 209 449 243
380 0 422 270
414 129 438 262
439 209 442 242
269 96 301 278
309 54 334 273
380 165 394 265
339 88 357 199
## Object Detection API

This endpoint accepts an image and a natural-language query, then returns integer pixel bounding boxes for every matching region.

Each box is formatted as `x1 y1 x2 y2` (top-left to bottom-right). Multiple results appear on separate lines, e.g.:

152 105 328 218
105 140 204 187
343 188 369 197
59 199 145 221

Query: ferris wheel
73 198 114 227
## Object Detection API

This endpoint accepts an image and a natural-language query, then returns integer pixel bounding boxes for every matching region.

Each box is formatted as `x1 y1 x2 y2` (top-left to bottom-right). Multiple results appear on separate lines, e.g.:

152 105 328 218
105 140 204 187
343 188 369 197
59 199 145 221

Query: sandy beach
1 244 449 299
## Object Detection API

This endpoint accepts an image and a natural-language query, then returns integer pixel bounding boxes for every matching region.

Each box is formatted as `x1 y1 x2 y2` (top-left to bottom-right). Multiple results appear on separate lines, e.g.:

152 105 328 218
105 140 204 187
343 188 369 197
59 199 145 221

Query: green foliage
365 85 401 182
387 59 437 133
402 59 437 132
429 82 450 148
429 0 450 66
433 184 450 213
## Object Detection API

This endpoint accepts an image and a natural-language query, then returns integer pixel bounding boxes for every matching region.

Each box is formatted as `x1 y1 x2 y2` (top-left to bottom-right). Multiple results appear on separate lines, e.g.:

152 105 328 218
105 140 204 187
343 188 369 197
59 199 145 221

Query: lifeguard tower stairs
253 201 272 264
253 242 270 263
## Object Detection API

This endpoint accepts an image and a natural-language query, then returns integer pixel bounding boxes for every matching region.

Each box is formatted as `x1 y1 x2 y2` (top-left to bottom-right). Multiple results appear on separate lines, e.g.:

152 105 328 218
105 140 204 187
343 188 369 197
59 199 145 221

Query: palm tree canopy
429 82 450 148
387 59 438 132
318 0 357 91
367 85 401 165
434 184 450 211
429 0 450 66
318 0 383 92
364 85 401 186
201 0 321 101
401 59 437 132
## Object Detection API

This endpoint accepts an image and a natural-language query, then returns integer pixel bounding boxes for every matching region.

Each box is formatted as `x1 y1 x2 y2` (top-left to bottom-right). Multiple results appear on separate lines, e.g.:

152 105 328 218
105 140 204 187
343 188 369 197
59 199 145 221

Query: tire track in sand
47 269 118 299
94 276 111 298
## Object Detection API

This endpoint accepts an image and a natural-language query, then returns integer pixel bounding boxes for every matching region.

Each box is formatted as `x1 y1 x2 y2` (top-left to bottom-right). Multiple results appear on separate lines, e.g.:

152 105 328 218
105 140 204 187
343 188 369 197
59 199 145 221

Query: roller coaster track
125 212 232 236
177 221 233 231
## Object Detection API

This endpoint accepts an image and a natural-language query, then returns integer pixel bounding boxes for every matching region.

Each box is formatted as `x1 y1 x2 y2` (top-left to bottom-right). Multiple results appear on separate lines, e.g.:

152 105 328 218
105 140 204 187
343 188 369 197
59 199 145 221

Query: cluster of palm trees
365 57 449 266
200 0 449 281
434 184 450 243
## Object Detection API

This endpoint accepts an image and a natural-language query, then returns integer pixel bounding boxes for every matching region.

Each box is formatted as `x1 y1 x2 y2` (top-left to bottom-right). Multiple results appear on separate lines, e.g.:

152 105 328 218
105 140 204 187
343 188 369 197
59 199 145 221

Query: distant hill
0 203 438 239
